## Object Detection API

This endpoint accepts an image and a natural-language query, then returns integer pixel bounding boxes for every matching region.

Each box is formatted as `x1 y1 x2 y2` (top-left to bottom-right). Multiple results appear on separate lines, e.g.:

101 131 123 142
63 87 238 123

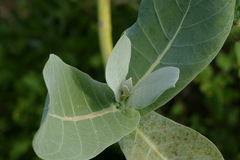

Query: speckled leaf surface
32 55 140 160
119 112 224 160
126 0 235 114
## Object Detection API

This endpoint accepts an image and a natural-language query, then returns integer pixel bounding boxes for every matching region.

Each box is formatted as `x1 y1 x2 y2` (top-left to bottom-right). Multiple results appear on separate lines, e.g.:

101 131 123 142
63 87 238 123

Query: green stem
97 0 113 66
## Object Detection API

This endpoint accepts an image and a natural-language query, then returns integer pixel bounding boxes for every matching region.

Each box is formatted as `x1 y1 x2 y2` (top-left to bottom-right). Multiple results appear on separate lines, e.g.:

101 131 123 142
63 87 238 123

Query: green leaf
127 67 179 109
119 111 224 160
106 33 131 102
33 55 140 160
126 0 235 114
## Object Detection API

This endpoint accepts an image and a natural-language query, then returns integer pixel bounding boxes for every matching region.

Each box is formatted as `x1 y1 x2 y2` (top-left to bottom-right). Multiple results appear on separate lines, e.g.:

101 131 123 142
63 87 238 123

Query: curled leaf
33 55 140 160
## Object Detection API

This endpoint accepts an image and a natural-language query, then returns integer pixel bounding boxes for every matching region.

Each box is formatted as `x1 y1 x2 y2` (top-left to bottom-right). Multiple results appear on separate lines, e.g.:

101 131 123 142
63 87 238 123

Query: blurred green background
0 0 239 160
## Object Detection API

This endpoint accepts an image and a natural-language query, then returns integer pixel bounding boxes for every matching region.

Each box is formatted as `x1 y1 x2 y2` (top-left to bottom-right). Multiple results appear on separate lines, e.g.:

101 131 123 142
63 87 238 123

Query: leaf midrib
48 105 117 121
134 0 191 87
135 127 168 160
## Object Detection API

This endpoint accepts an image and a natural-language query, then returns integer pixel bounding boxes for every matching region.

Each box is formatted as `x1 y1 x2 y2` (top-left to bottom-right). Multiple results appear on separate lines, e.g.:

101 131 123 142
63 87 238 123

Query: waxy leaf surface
106 34 131 102
126 0 235 113
119 112 224 160
33 55 140 160
127 67 179 109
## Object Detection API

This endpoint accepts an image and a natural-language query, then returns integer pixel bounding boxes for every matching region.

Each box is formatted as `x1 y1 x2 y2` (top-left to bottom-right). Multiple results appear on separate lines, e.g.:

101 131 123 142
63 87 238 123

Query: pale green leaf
126 0 235 114
121 77 133 100
119 111 224 160
127 67 179 109
33 54 140 160
106 33 131 102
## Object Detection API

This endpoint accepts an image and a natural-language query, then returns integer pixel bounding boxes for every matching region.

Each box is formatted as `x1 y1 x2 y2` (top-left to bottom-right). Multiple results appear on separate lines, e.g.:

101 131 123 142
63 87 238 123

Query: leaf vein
71 71 93 113
172 27 228 47
135 127 168 160
190 0 204 7
129 65 140 80
63 66 76 116
137 21 159 56
182 0 231 28
153 0 171 40
132 43 153 64
89 119 100 156
134 0 191 87
48 106 117 121
175 0 184 15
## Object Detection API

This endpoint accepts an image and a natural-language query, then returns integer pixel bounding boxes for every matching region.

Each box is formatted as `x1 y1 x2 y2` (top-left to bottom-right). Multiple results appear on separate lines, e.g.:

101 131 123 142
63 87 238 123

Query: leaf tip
49 53 59 61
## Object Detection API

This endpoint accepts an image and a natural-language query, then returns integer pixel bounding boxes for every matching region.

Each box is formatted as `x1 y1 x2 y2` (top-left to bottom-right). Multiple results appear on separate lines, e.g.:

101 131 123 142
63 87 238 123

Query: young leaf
127 67 179 109
125 0 235 114
106 33 131 102
119 111 224 160
33 54 140 160
121 78 133 100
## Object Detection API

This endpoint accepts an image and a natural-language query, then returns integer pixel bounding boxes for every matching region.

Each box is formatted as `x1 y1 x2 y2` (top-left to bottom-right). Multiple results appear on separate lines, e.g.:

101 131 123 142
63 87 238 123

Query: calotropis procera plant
33 0 236 160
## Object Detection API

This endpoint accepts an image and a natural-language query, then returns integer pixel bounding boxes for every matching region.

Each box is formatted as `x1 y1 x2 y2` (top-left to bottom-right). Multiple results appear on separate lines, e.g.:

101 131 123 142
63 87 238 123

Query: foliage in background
0 0 239 160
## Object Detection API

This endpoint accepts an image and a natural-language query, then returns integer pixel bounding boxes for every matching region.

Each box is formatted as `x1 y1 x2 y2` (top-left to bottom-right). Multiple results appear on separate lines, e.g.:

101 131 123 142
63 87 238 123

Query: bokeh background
0 0 239 159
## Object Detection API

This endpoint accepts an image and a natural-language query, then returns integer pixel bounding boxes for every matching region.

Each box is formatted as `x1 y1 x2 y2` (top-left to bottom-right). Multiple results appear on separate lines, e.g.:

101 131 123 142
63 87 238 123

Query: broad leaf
119 112 224 160
33 55 140 160
127 67 179 109
106 33 131 102
126 0 235 114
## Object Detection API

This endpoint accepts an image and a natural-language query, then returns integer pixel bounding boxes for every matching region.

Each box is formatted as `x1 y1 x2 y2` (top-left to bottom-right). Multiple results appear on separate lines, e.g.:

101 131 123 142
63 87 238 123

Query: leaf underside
119 112 224 160
126 0 235 114
127 67 179 109
33 0 236 159
32 55 140 160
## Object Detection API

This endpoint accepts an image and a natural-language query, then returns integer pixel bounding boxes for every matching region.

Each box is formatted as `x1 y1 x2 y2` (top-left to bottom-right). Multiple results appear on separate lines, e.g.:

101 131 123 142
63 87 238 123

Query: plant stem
97 0 113 66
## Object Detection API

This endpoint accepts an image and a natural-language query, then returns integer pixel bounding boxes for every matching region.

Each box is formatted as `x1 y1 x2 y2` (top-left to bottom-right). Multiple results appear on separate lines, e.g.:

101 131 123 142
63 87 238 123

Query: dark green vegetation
0 0 239 159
